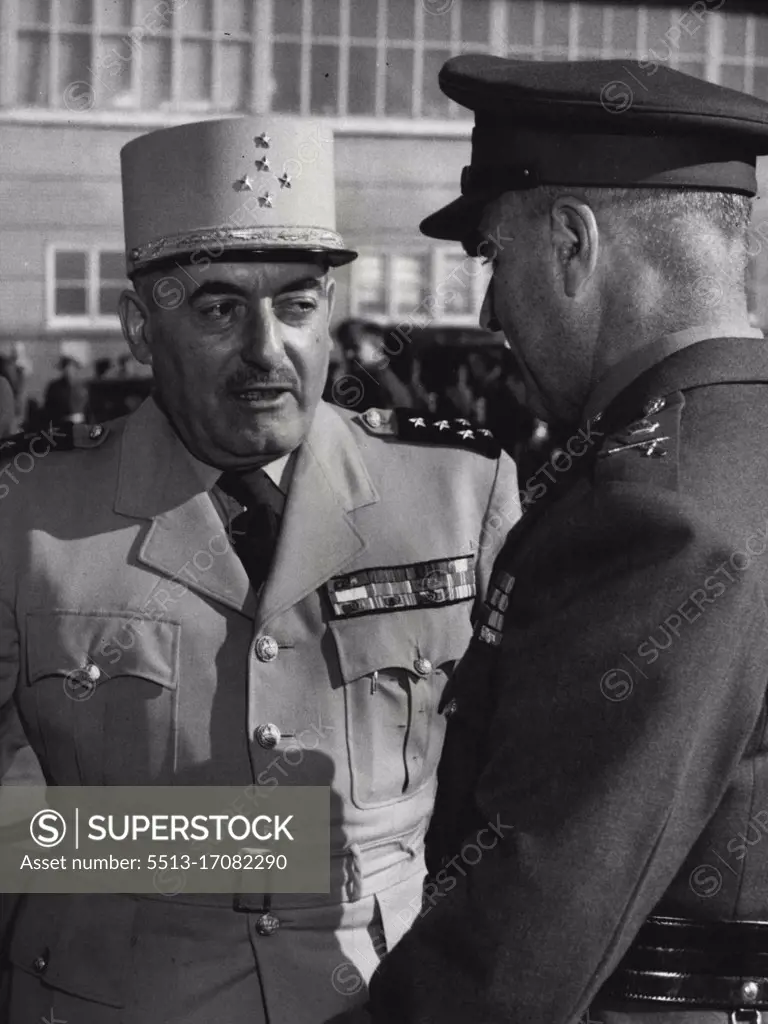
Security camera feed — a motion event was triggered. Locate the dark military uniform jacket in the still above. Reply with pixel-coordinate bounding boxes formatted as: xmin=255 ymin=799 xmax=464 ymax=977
xmin=362 ymin=332 xmax=768 ymax=1024
xmin=0 ymin=397 xmax=518 ymax=1024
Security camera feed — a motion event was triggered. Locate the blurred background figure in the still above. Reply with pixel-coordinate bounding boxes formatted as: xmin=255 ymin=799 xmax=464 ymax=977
xmin=0 ymin=376 xmax=15 ymax=436
xmin=328 ymin=317 xmax=542 ymax=463
xmin=42 ymin=355 xmax=88 ymax=425
xmin=92 ymin=356 xmax=115 ymax=381
xmin=87 ymin=354 xmax=151 ymax=423
xmin=333 ymin=318 xmax=426 ymax=411
xmin=0 ymin=349 xmax=27 ymax=435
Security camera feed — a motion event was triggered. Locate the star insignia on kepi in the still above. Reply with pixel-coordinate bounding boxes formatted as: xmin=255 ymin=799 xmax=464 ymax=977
xmin=409 ymin=417 xmax=426 ymax=427
xmin=277 ymin=171 xmax=292 ymax=189
xmin=458 ymin=429 xmax=475 ymax=439
xmin=455 ymin=418 xmax=470 ymax=426
xmin=435 ymin=420 xmax=450 ymax=431
xmin=254 ymin=155 xmax=270 ymax=172
xmin=234 ymin=174 xmax=253 ymax=192
xmin=258 ymin=191 xmax=274 ymax=208
xmin=254 ymin=132 xmax=271 ymax=148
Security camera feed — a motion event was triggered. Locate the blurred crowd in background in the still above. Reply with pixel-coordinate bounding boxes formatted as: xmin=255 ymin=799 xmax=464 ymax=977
xmin=0 ymin=319 xmax=548 ymax=472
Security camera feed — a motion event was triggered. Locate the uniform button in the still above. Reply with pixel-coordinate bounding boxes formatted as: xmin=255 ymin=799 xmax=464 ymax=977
xmin=364 ymin=408 xmax=382 ymax=429
xmin=255 ymin=636 xmax=279 ymax=663
xmin=413 ymin=657 xmax=432 ymax=677
xmin=32 ymin=951 xmax=48 ymax=973
xmin=255 ymin=723 xmax=281 ymax=749
xmin=742 ymin=981 xmax=759 ymax=1003
xmin=443 ymin=698 xmax=458 ymax=718
xmin=255 ymin=911 xmax=280 ymax=936
xmin=65 ymin=662 xmax=102 ymax=699
xmin=89 ymin=424 xmax=103 ymax=440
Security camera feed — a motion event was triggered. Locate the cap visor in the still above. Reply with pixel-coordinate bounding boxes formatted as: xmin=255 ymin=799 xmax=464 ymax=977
xmin=420 ymin=193 xmax=488 ymax=246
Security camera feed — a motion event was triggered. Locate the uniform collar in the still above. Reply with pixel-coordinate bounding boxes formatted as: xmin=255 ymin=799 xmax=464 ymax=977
xmin=583 ymin=324 xmax=764 ymax=423
xmin=115 ymin=395 xmax=376 ymax=520
xmin=180 ymin=438 xmax=295 ymax=496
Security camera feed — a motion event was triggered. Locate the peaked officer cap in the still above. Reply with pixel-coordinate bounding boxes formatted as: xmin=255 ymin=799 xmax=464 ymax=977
xmin=421 ymin=55 xmax=768 ymax=242
xmin=121 ymin=117 xmax=357 ymax=274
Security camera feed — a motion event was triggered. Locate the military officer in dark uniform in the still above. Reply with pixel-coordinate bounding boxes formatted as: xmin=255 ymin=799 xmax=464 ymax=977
xmin=0 ymin=116 xmax=518 ymax=1023
xmin=336 ymin=57 xmax=768 ymax=1024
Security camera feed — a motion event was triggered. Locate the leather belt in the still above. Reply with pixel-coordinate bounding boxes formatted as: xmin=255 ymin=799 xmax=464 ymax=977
xmin=602 ymin=916 xmax=768 ymax=1010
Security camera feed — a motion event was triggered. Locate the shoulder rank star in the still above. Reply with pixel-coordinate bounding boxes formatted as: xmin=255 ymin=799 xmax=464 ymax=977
xmin=254 ymin=132 xmax=271 ymax=148
xmin=258 ymin=192 xmax=274 ymax=208
xmin=254 ymin=155 xmax=270 ymax=172
xmin=234 ymin=174 xmax=253 ymax=192
xmin=277 ymin=171 xmax=292 ymax=189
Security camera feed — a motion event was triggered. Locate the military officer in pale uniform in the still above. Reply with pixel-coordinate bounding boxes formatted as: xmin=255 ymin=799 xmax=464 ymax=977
xmin=0 ymin=116 xmax=518 ymax=1023
xmin=337 ymin=58 xmax=768 ymax=1024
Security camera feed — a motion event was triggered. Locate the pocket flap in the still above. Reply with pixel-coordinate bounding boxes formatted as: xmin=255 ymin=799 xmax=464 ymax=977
xmin=329 ymin=606 xmax=472 ymax=683
xmin=25 ymin=612 xmax=179 ymax=690
xmin=10 ymin=893 xmax=138 ymax=1007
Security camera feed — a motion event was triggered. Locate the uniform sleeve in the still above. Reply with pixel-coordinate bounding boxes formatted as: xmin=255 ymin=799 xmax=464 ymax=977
xmin=0 ymin=523 xmax=43 ymax=786
xmin=472 ymin=449 xmax=520 ymax=613
xmin=365 ymin=482 xmax=768 ymax=1024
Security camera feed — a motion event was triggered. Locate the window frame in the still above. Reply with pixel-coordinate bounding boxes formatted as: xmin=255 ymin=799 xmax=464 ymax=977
xmin=46 ymin=242 xmax=127 ymax=330
xmin=2 ymin=3 xmax=768 ymax=126
xmin=350 ymin=245 xmax=490 ymax=328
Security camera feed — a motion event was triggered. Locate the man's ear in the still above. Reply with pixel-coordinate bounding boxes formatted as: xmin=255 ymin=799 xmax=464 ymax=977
xmin=550 ymin=196 xmax=599 ymax=298
xmin=325 ymin=276 xmax=337 ymax=324
xmin=118 ymin=288 xmax=153 ymax=366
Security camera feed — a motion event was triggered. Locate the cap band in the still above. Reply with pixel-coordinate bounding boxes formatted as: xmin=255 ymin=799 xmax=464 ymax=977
xmin=127 ymin=225 xmax=355 ymax=274
xmin=464 ymin=127 xmax=758 ymax=197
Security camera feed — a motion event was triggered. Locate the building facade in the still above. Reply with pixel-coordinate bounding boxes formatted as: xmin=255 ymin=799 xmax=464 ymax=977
xmin=2 ymin=0 xmax=768 ymax=397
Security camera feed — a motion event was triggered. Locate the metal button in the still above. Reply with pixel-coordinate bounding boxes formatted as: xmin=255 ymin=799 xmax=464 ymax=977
xmin=742 ymin=981 xmax=760 ymax=1003
xmin=643 ymin=396 xmax=665 ymax=416
xmin=64 ymin=662 xmax=102 ymax=700
xmin=255 ymin=636 xmax=279 ymax=663
xmin=255 ymin=911 xmax=280 ymax=936
xmin=255 ymin=723 xmax=281 ymax=749
xmin=32 ymin=951 xmax=48 ymax=973
xmin=443 ymin=699 xmax=458 ymax=718
xmin=413 ymin=657 xmax=432 ymax=677
xmin=89 ymin=424 xmax=103 ymax=440
xmin=364 ymin=408 xmax=382 ymax=429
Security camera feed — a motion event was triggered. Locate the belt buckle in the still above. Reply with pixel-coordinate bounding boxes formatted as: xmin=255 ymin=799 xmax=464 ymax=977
xmin=731 ymin=1012 xmax=762 ymax=1024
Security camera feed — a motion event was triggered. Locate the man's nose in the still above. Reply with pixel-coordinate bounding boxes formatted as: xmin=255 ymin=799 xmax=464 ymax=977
xmin=241 ymin=304 xmax=284 ymax=367
xmin=479 ymin=282 xmax=501 ymax=333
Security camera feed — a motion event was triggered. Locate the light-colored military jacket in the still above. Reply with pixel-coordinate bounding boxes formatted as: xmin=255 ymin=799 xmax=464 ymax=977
xmin=0 ymin=396 xmax=518 ymax=1022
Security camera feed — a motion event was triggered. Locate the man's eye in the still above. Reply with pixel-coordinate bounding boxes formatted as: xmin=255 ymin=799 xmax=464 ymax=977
xmin=275 ymin=296 xmax=319 ymax=317
xmin=195 ymin=299 xmax=244 ymax=321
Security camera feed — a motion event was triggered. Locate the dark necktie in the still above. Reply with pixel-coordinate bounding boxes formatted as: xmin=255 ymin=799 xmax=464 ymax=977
xmin=217 ymin=468 xmax=286 ymax=593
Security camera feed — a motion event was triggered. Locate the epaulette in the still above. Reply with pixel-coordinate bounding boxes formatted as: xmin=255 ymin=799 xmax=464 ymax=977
xmin=0 ymin=421 xmax=110 ymax=462
xmin=594 ymin=393 xmax=682 ymax=487
xmin=358 ymin=408 xmax=501 ymax=458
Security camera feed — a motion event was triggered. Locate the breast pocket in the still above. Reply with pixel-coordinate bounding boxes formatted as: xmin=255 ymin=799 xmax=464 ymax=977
xmin=330 ymin=607 xmax=471 ymax=809
xmin=21 ymin=612 xmax=180 ymax=785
